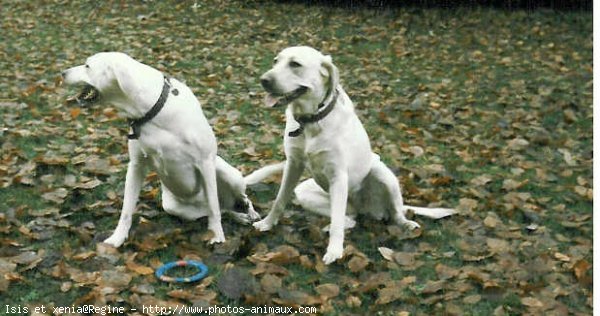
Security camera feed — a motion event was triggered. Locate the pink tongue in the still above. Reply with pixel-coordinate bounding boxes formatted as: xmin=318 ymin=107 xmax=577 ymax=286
xmin=264 ymin=94 xmax=281 ymax=108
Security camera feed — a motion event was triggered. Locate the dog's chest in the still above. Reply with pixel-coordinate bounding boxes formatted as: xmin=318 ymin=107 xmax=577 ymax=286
xmin=302 ymin=140 xmax=336 ymax=190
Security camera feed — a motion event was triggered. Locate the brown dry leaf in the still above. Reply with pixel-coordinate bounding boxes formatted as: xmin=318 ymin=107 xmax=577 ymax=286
xmin=248 ymin=245 xmax=300 ymax=265
xmin=507 ymin=138 xmax=530 ymax=151
xmin=463 ymin=294 xmax=481 ymax=304
xmin=74 ymin=178 xmax=103 ymax=190
xmin=60 ymin=281 xmax=72 ymax=293
xmin=345 ymin=295 xmax=362 ymax=308
xmin=28 ymin=207 xmax=60 ymax=217
xmin=483 ymin=213 xmax=502 ymax=228
xmin=355 ymin=272 xmax=393 ymax=293
xmin=299 ymin=255 xmax=314 ymax=269
xmin=250 ymin=262 xmax=289 ymax=276
xmin=457 ymin=198 xmax=479 ymax=213
xmin=72 ymin=251 xmax=96 ymax=261
xmin=502 ymin=179 xmax=526 ymax=191
xmin=347 ymin=255 xmax=369 ymax=273
xmin=167 ymin=289 xmax=196 ymax=301
xmin=393 ymin=252 xmax=417 ymax=266
xmin=41 ymin=187 xmax=69 ymax=204
xmin=435 ymin=263 xmax=460 ymax=280
xmin=70 ymin=107 xmax=81 ymax=119
xmin=217 ymin=267 xmax=257 ymax=300
xmin=486 ymin=238 xmax=510 ymax=254
xmin=378 ymin=247 xmax=395 ymax=261
xmin=275 ymin=288 xmax=321 ymax=306
xmin=38 ymin=152 xmax=70 ymax=166
xmin=131 ymin=283 xmax=155 ymax=295
xmin=14 ymin=249 xmax=43 ymax=271
xmin=315 ymin=283 xmax=340 ymax=299
xmin=68 ymin=267 xmax=99 ymax=285
xmin=521 ymin=297 xmax=544 ymax=308
xmin=471 ymin=174 xmax=493 ymax=186
xmin=0 ymin=258 xmax=17 ymax=292
xmin=375 ymin=280 xmax=410 ymax=305
xmin=553 ymin=252 xmax=571 ymax=262
xmin=80 ymin=155 xmax=119 ymax=175
xmin=573 ymin=259 xmax=591 ymax=281
xmin=125 ymin=258 xmax=154 ymax=276
xmin=97 ymin=268 xmax=132 ymax=290
xmin=421 ymin=280 xmax=446 ymax=294
xmin=260 ymin=274 xmax=282 ymax=294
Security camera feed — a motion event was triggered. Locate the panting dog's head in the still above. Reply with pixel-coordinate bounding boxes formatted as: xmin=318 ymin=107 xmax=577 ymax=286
xmin=62 ymin=52 xmax=127 ymax=107
xmin=62 ymin=52 xmax=160 ymax=114
xmin=260 ymin=46 xmax=339 ymax=111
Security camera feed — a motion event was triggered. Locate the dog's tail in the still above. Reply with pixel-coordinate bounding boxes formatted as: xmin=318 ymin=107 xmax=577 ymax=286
xmin=244 ymin=162 xmax=285 ymax=185
xmin=403 ymin=205 xmax=456 ymax=219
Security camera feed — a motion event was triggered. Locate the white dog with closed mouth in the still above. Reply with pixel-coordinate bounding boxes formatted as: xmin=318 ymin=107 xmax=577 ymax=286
xmin=62 ymin=52 xmax=260 ymax=247
xmin=252 ymin=46 xmax=456 ymax=264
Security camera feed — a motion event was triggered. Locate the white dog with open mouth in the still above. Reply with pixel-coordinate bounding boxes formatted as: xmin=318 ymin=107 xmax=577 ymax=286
xmin=62 ymin=52 xmax=260 ymax=247
xmin=252 ymin=46 xmax=456 ymax=264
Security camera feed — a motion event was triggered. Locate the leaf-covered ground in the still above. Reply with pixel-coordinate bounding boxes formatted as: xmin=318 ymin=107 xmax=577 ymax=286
xmin=0 ymin=1 xmax=592 ymax=315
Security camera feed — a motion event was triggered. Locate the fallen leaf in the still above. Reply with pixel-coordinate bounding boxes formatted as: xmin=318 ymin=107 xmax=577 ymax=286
xmin=41 ymin=188 xmax=68 ymax=204
xmin=421 ymin=280 xmax=446 ymax=294
xmin=347 ymin=256 xmax=369 ymax=273
xmin=487 ymin=238 xmax=510 ymax=254
xmin=521 ymin=297 xmax=544 ymax=308
xmin=260 ymin=274 xmax=282 ymax=294
xmin=471 ymin=174 xmax=493 ymax=186
xmin=217 ymin=267 xmax=257 ymax=300
xmin=378 ymin=247 xmax=395 ymax=261
xmin=573 ymin=259 xmax=591 ymax=281
xmin=435 ymin=263 xmax=460 ymax=280
xmin=463 ymin=294 xmax=481 ymax=304
xmin=315 ymin=283 xmax=340 ymax=299
xmin=392 ymin=252 xmax=417 ymax=266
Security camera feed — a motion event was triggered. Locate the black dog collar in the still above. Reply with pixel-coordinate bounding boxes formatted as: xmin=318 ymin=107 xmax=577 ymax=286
xmin=288 ymin=89 xmax=338 ymax=137
xmin=127 ymin=76 xmax=177 ymax=140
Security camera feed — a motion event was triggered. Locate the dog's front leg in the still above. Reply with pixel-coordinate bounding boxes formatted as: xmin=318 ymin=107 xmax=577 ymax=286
xmin=104 ymin=144 xmax=146 ymax=247
xmin=323 ymin=172 xmax=349 ymax=264
xmin=198 ymin=158 xmax=225 ymax=244
xmin=253 ymin=158 xmax=304 ymax=231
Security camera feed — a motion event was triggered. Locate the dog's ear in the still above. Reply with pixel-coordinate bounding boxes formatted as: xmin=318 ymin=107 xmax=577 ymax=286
xmin=108 ymin=55 xmax=137 ymax=95
xmin=320 ymin=55 xmax=339 ymax=93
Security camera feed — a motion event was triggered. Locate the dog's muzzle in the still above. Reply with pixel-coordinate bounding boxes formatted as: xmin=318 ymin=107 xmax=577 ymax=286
xmin=263 ymin=86 xmax=308 ymax=108
xmin=66 ymin=84 xmax=100 ymax=107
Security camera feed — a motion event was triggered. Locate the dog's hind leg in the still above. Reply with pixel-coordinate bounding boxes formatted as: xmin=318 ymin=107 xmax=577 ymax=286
xmin=368 ymin=159 xmax=420 ymax=230
xmin=216 ymin=156 xmax=260 ymax=222
xmin=293 ymin=179 xmax=356 ymax=229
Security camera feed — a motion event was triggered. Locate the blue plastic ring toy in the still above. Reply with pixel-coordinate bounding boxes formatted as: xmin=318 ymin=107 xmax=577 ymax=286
xmin=155 ymin=260 xmax=208 ymax=283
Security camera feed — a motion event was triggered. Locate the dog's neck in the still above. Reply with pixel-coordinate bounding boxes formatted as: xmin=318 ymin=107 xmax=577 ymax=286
xmin=287 ymin=87 xmax=339 ymax=137
xmin=113 ymin=64 xmax=166 ymax=119
xmin=289 ymin=85 xmax=337 ymax=118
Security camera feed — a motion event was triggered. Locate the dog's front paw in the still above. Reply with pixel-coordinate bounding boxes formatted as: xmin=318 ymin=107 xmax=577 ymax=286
xmin=253 ymin=218 xmax=275 ymax=231
xmin=323 ymin=245 xmax=344 ymax=265
xmin=208 ymin=233 xmax=226 ymax=244
xmin=207 ymin=222 xmax=225 ymax=244
xmin=405 ymin=220 xmax=421 ymax=230
xmin=103 ymin=233 xmax=126 ymax=248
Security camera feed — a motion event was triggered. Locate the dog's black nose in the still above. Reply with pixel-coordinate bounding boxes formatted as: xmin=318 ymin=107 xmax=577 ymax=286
xmin=61 ymin=71 xmax=67 ymax=78
xmin=260 ymin=77 xmax=273 ymax=91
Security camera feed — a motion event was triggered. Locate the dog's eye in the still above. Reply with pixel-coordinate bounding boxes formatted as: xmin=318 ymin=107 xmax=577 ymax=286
xmin=85 ymin=64 xmax=90 ymax=69
xmin=289 ymin=61 xmax=302 ymax=68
